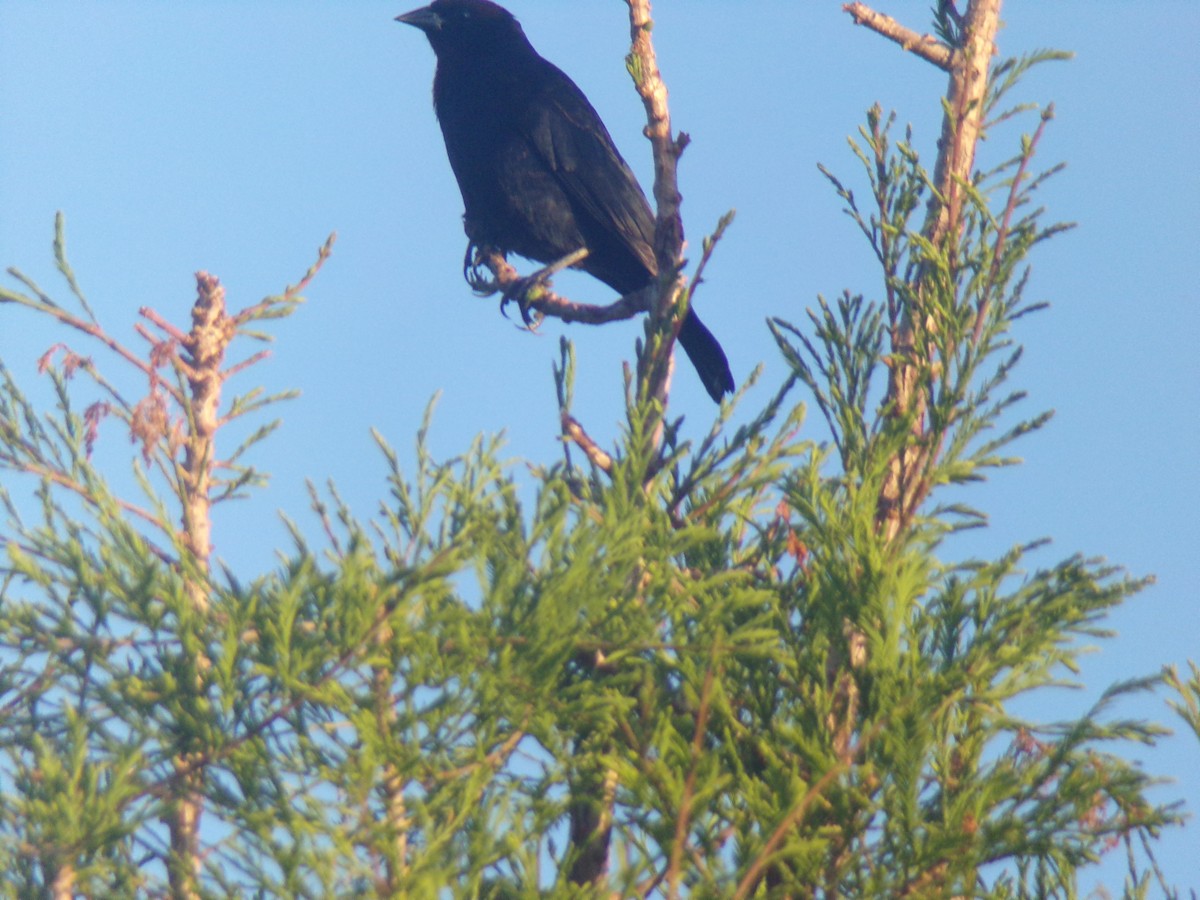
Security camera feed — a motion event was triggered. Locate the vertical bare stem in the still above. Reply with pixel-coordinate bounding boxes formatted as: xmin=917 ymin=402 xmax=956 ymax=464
xmin=373 ymin=620 xmax=410 ymax=893
xmin=49 ymin=860 xmax=75 ymax=900
xmin=626 ymin=0 xmax=686 ymax=419
xmin=166 ymin=270 xmax=235 ymax=900
xmin=382 ymin=764 xmax=410 ymax=890
xmin=877 ymin=0 xmax=1003 ymax=540
xmin=558 ymin=4 xmax=686 ymax=885
xmin=822 ymin=5 xmax=1004 ymax=893
xmin=626 ymin=0 xmax=684 ymax=300
xmin=167 ymin=786 xmax=202 ymax=900
xmin=179 ymin=271 xmax=228 ymax=609
xmin=924 ymin=1 xmax=1002 ymax=251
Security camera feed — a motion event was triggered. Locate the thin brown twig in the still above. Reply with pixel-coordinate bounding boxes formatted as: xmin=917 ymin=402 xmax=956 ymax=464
xmin=283 ymin=231 xmax=338 ymax=299
xmin=221 ymin=349 xmax=272 ymax=381
xmin=843 ymin=2 xmax=955 ymax=71
xmin=429 ymin=718 xmax=529 ymax=783
xmin=732 ymin=719 xmax=888 ymax=900
xmin=975 ymin=103 xmax=1053 ymax=345
xmin=3 ymin=279 xmax=165 ymax=392
xmin=13 ymin=462 xmax=173 ymax=559
xmin=231 ymin=232 xmax=336 ymax=327
xmin=561 ymin=412 xmax=613 ymax=473
xmin=667 ymin=662 xmax=716 ymax=897
xmin=139 ymin=306 xmax=190 ymax=344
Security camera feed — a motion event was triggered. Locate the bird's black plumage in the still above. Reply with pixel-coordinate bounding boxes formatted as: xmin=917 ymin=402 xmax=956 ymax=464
xmin=398 ymin=0 xmax=734 ymax=402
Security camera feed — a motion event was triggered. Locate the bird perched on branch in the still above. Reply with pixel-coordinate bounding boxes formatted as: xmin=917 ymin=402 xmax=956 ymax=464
xmin=397 ymin=0 xmax=734 ymax=402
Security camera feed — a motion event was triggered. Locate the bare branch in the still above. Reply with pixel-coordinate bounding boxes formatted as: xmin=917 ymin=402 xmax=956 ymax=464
xmin=925 ymin=0 xmax=1002 ymax=251
xmin=3 ymin=270 xmax=169 ymax=396
xmin=625 ymin=0 xmax=686 ymax=428
xmin=843 ymin=3 xmax=955 ymax=71
xmin=867 ymin=0 xmax=1004 ymax=540
xmin=626 ymin=0 xmax=686 ymax=288
xmin=473 ymin=247 xmax=653 ymax=326
xmin=177 ymin=271 xmax=230 ymax=602
xmin=139 ymin=306 xmax=190 ymax=344
xmin=231 ymin=231 xmax=336 ymax=328
xmin=49 ymin=860 xmax=75 ymax=900
xmin=561 ymin=412 xmax=613 ymax=473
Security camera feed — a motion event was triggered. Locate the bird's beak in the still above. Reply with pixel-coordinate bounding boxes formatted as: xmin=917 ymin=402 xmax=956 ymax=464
xmin=395 ymin=6 xmax=442 ymax=33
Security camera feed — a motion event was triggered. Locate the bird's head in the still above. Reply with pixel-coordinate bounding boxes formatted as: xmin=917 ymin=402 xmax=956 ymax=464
xmin=396 ymin=0 xmax=526 ymax=59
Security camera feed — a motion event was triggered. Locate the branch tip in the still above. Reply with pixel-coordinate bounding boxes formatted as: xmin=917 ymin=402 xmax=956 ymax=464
xmin=843 ymin=2 xmax=955 ymax=71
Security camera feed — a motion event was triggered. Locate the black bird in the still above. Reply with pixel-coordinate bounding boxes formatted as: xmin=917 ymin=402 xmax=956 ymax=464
xmin=397 ymin=0 xmax=734 ymax=402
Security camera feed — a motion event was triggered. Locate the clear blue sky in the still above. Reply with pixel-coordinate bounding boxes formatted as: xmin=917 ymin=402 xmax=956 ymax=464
xmin=2 ymin=2 xmax=1196 ymax=893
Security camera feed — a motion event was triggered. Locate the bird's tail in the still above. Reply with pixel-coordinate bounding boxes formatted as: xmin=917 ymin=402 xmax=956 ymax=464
xmin=677 ymin=308 xmax=734 ymax=403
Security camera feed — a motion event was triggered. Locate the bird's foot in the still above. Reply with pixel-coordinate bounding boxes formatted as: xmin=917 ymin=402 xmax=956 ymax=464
xmin=498 ymin=248 xmax=589 ymax=328
xmin=499 ymin=274 xmax=549 ymax=328
xmin=464 ymin=244 xmax=542 ymax=325
xmin=464 ymin=243 xmax=500 ymax=294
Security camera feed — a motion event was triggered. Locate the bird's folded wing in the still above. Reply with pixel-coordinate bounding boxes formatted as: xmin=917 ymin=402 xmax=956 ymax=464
xmin=523 ymin=65 xmax=658 ymax=276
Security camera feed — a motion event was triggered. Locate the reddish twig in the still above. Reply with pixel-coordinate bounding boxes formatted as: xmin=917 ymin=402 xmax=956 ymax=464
xmin=667 ymin=662 xmax=716 ymax=897
xmin=975 ymin=103 xmax=1054 ymax=344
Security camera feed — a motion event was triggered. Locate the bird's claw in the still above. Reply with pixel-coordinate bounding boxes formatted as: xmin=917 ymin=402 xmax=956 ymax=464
xmin=464 ymin=244 xmax=498 ymax=294
xmin=462 ymin=243 xmax=543 ymax=328
xmin=499 ymin=275 xmax=547 ymax=328
xmin=498 ymin=247 xmax=589 ymax=327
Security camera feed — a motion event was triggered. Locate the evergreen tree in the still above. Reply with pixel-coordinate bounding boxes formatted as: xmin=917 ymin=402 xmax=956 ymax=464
xmin=0 ymin=2 xmax=1186 ymax=897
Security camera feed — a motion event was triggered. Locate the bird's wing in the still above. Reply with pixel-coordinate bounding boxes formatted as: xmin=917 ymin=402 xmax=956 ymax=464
xmin=523 ymin=61 xmax=658 ymax=276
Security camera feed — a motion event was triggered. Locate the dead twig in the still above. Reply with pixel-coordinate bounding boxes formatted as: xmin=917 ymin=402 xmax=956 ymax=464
xmin=843 ymin=2 xmax=955 ymax=71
